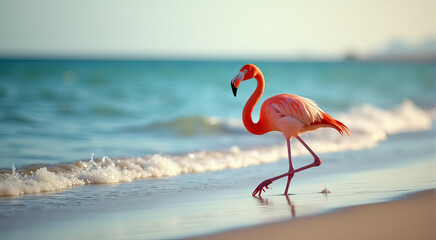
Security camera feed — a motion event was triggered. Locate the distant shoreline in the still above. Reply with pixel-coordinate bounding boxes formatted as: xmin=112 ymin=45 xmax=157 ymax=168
xmin=0 ymin=55 xmax=434 ymax=63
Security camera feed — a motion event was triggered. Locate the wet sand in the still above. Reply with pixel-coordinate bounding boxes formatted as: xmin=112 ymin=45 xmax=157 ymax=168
xmin=192 ymin=190 xmax=436 ymax=240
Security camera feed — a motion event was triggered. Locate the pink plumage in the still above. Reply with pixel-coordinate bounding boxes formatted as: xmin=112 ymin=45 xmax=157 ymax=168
xmin=230 ymin=64 xmax=350 ymax=197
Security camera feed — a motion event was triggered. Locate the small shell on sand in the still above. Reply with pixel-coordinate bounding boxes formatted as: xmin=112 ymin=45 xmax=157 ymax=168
xmin=320 ymin=186 xmax=331 ymax=194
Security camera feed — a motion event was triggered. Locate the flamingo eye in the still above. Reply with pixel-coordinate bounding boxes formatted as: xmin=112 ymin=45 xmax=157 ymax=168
xmin=243 ymin=70 xmax=247 ymax=73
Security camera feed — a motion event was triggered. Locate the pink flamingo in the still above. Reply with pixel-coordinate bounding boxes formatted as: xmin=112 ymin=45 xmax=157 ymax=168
xmin=231 ymin=64 xmax=350 ymax=197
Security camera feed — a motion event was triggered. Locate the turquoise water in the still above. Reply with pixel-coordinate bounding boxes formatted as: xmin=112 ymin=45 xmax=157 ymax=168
xmin=0 ymin=60 xmax=434 ymax=168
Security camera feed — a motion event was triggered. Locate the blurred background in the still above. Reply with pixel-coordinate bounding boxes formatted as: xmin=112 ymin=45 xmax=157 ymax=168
xmin=0 ymin=3 xmax=435 ymax=240
xmin=0 ymin=0 xmax=435 ymax=168
xmin=0 ymin=0 xmax=435 ymax=60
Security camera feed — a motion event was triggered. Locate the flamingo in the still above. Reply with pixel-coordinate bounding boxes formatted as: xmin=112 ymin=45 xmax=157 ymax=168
xmin=230 ymin=64 xmax=350 ymax=197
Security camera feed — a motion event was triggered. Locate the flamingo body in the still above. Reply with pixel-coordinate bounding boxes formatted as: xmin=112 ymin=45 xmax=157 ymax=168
xmin=230 ymin=64 xmax=350 ymax=197
xmin=260 ymin=94 xmax=349 ymax=139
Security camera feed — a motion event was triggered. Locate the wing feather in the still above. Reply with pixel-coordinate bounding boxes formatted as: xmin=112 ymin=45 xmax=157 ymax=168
xmin=260 ymin=94 xmax=350 ymax=137
xmin=265 ymin=94 xmax=323 ymax=126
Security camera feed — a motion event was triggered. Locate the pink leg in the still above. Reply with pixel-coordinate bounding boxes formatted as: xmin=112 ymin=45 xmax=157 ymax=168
xmin=284 ymin=139 xmax=294 ymax=195
xmin=295 ymin=136 xmax=320 ymax=161
xmin=252 ymin=136 xmax=322 ymax=197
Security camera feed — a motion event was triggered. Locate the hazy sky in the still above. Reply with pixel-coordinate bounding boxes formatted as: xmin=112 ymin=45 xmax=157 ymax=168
xmin=0 ymin=0 xmax=435 ymax=59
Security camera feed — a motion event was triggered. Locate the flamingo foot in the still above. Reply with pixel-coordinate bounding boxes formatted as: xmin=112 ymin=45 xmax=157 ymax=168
xmin=252 ymin=179 xmax=273 ymax=197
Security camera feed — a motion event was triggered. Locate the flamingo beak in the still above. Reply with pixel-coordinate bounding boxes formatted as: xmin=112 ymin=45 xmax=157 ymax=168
xmin=231 ymin=72 xmax=244 ymax=97
xmin=231 ymin=81 xmax=238 ymax=97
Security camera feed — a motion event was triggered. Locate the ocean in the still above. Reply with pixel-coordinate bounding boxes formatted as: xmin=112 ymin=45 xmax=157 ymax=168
xmin=0 ymin=60 xmax=434 ymax=239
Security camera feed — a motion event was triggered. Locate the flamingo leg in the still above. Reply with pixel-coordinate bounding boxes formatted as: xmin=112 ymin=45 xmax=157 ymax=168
xmin=284 ymin=139 xmax=294 ymax=195
xmin=295 ymin=136 xmax=320 ymax=162
xmin=252 ymin=136 xmax=322 ymax=197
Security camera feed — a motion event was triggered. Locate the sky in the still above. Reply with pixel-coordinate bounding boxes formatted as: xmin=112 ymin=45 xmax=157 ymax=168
xmin=0 ymin=0 xmax=435 ymax=60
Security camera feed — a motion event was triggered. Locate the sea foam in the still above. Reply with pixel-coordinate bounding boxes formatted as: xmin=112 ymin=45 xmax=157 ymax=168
xmin=0 ymin=100 xmax=432 ymax=196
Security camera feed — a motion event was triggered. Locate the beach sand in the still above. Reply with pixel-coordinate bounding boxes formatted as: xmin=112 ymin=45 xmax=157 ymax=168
xmin=192 ymin=190 xmax=436 ymax=240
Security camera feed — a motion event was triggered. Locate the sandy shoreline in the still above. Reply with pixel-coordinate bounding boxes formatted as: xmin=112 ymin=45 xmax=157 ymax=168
xmin=191 ymin=190 xmax=436 ymax=240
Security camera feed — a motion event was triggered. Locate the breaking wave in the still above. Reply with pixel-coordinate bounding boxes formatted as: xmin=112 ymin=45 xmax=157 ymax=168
xmin=123 ymin=115 xmax=244 ymax=136
xmin=0 ymin=100 xmax=432 ymax=196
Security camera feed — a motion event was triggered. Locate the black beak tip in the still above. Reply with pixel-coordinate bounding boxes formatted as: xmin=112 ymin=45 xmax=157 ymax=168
xmin=231 ymin=83 xmax=237 ymax=97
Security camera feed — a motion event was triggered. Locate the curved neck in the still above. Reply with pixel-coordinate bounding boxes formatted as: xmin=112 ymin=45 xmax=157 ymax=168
xmin=242 ymin=71 xmax=267 ymax=135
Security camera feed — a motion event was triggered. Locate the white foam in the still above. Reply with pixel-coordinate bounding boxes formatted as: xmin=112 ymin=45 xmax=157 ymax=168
xmin=338 ymin=99 xmax=432 ymax=138
xmin=0 ymin=100 xmax=432 ymax=197
xmin=0 ymin=167 xmax=85 ymax=196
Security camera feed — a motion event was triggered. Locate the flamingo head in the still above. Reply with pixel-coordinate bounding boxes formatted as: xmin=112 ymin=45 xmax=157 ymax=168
xmin=230 ymin=64 xmax=258 ymax=97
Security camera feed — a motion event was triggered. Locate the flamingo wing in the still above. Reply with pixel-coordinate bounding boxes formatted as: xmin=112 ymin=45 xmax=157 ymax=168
xmin=261 ymin=94 xmax=350 ymax=138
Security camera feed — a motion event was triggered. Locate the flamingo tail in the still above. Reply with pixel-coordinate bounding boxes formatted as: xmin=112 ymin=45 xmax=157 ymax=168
xmin=321 ymin=112 xmax=351 ymax=136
